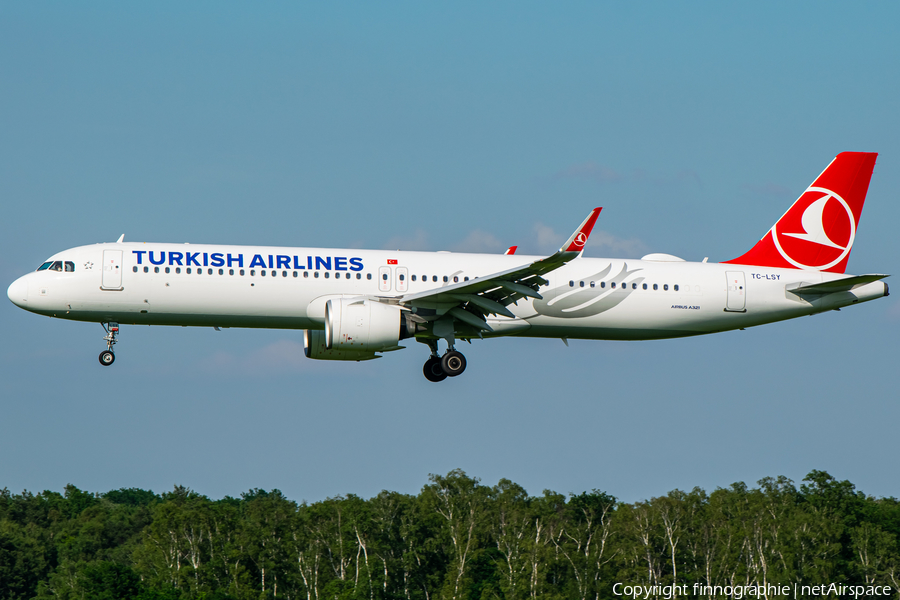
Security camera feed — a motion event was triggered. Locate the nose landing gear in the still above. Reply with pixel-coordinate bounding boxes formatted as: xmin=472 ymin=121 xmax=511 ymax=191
xmin=99 ymin=322 xmax=119 ymax=366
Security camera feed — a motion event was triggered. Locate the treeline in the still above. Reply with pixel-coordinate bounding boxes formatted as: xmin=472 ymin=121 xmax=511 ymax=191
xmin=1 ymin=470 xmax=898 ymax=600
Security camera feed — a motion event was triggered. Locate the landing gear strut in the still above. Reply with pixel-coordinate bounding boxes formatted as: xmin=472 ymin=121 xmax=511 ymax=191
xmin=420 ymin=339 xmax=467 ymax=382
xmin=99 ymin=322 xmax=119 ymax=366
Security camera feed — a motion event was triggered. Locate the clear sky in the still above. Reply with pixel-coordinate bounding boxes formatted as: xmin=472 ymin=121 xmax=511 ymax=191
xmin=2 ymin=2 xmax=898 ymax=504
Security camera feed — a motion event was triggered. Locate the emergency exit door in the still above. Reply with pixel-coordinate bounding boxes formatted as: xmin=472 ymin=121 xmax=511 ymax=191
xmin=378 ymin=266 xmax=392 ymax=292
xmin=395 ymin=267 xmax=409 ymax=293
xmin=101 ymin=250 xmax=123 ymax=290
xmin=725 ymin=271 xmax=746 ymax=312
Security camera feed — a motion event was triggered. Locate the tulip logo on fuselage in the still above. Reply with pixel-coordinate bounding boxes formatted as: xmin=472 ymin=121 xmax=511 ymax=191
xmin=772 ymin=187 xmax=855 ymax=270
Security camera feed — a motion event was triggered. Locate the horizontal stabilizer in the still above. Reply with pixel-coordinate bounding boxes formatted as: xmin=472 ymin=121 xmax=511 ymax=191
xmin=788 ymin=274 xmax=889 ymax=295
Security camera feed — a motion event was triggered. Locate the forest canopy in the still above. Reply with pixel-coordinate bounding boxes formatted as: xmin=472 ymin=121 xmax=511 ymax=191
xmin=1 ymin=470 xmax=898 ymax=599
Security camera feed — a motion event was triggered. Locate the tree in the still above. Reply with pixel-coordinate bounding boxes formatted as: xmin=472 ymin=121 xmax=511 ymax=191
xmin=421 ymin=470 xmax=487 ymax=600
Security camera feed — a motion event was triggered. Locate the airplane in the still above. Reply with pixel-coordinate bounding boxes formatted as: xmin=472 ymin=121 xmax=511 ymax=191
xmin=7 ymin=152 xmax=888 ymax=382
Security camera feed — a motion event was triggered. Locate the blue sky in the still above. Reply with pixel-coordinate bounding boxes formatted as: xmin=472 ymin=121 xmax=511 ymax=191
xmin=2 ymin=3 xmax=899 ymax=503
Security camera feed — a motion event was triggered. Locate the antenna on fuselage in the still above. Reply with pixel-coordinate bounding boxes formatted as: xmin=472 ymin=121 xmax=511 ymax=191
xmin=116 ymin=234 xmax=125 ymax=243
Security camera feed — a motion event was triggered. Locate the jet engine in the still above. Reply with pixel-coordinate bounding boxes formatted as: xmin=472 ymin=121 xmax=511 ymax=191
xmin=304 ymin=298 xmax=414 ymax=361
xmin=304 ymin=330 xmax=379 ymax=361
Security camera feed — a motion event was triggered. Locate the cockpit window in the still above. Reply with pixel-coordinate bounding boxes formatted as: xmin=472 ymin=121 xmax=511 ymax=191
xmin=64 ymin=261 xmax=75 ymax=272
xmin=48 ymin=261 xmax=63 ymax=272
xmin=37 ymin=262 xmax=52 ymax=271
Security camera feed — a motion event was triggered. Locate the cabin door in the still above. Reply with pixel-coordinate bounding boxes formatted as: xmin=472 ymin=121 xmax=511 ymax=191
xmin=725 ymin=271 xmax=746 ymax=312
xmin=101 ymin=250 xmax=123 ymax=290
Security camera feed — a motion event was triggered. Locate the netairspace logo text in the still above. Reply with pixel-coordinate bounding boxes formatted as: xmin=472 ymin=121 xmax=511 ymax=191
xmin=612 ymin=582 xmax=894 ymax=599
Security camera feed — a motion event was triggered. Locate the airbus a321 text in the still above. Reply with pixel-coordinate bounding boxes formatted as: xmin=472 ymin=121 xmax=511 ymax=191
xmin=7 ymin=152 xmax=888 ymax=381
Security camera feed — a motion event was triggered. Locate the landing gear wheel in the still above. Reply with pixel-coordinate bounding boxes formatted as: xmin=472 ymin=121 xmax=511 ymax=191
xmin=423 ymin=357 xmax=447 ymax=382
xmin=99 ymin=350 xmax=115 ymax=366
xmin=441 ymin=350 xmax=466 ymax=377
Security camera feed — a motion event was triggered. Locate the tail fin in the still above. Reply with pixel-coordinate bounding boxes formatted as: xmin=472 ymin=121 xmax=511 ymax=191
xmin=725 ymin=152 xmax=877 ymax=273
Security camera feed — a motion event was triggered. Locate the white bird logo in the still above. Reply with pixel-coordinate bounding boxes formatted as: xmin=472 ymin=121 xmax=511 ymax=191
xmin=781 ymin=193 xmax=847 ymax=250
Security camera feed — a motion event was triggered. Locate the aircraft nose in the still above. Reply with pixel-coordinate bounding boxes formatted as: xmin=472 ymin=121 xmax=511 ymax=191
xmin=7 ymin=276 xmax=28 ymax=307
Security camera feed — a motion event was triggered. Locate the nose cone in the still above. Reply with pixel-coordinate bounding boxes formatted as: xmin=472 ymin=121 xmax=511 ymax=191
xmin=7 ymin=276 xmax=28 ymax=307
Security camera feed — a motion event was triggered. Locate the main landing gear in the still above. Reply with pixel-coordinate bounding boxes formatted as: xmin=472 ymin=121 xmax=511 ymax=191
xmin=99 ymin=322 xmax=119 ymax=366
xmin=422 ymin=340 xmax=467 ymax=382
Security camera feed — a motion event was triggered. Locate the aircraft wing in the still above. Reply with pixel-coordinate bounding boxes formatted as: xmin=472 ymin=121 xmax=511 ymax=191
xmin=397 ymin=208 xmax=601 ymax=333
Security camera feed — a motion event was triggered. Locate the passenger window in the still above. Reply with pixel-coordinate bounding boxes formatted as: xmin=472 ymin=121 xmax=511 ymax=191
xmin=314 ymin=272 xmax=319 ymax=278
xmin=590 ymin=281 xmax=595 ymax=288
xmin=454 ymin=276 xmax=459 ymax=283
xmin=187 ymin=268 xmax=192 ymax=274
xmin=64 ymin=261 xmax=75 ymax=272
xmin=653 ymin=284 xmax=658 ymax=290
xmin=37 ymin=262 xmax=52 ymax=271
xmin=292 ymin=271 xmax=297 ymax=277
xmin=611 ymin=282 xmax=616 ymax=289
xmin=412 ymin=275 xmax=417 ymax=282
xmin=239 ymin=269 xmax=244 ymax=275
xmin=569 ymin=281 xmax=574 ymax=287
xmin=664 ymin=284 xmax=669 ymax=291
xmin=464 ymin=276 xmax=469 ymax=281
xmin=250 ymin=270 xmax=255 ymax=276
xmin=176 ymin=268 xmax=181 ymax=274
xmin=261 ymin=270 xmax=266 ymax=277
xmin=230 ymin=269 xmax=235 ymax=275
xmin=219 ymin=268 xmax=224 ymax=275
xmin=271 ymin=271 xmax=276 ymax=277
xmin=433 ymin=276 xmax=438 ymax=282
xmin=208 ymin=268 xmax=213 ymax=275
xmin=165 ymin=267 xmax=170 ymax=274
xmin=674 ymin=284 xmax=679 ymax=291
xmin=303 ymin=272 xmax=308 ymax=278
xmin=356 ymin=273 xmax=361 ymax=279
xmin=580 ymin=281 xmax=585 ymax=288
xmin=367 ymin=273 xmax=372 ymax=280
xmin=382 ymin=273 xmax=388 ymax=280
xmin=601 ymin=281 xmax=606 ymax=288
xmin=144 ymin=266 xmax=149 ymax=273
xmin=154 ymin=267 xmax=160 ymax=273
xmin=643 ymin=283 xmax=647 ymax=290
xmin=282 ymin=271 xmax=287 ymax=277
xmin=324 ymin=272 xmax=330 ymax=279
xmin=399 ymin=274 xmax=405 ymax=281
xmin=346 ymin=273 xmax=351 ymax=279
xmin=632 ymin=283 xmax=637 ymax=289
xmin=443 ymin=276 xmax=448 ymax=282
xmin=133 ymin=266 xmax=138 ymax=273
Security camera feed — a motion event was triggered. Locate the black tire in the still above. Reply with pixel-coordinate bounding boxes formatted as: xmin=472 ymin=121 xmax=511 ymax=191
xmin=441 ymin=350 xmax=466 ymax=377
xmin=99 ymin=350 xmax=115 ymax=366
xmin=423 ymin=357 xmax=447 ymax=382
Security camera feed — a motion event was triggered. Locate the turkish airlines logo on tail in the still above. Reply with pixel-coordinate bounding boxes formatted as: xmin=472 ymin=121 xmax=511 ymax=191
xmin=573 ymin=232 xmax=588 ymax=248
xmin=772 ymin=187 xmax=855 ymax=270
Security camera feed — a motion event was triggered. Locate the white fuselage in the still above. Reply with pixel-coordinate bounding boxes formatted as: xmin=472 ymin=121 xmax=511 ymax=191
xmin=7 ymin=242 xmax=887 ymax=341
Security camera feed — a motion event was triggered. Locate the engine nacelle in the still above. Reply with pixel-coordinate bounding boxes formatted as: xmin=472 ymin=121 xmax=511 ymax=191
xmin=325 ymin=297 xmax=411 ymax=351
xmin=304 ymin=330 xmax=379 ymax=361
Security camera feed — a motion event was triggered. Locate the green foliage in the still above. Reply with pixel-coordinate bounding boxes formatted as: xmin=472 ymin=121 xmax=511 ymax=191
xmin=2 ymin=471 xmax=898 ymax=600
xmin=103 ymin=488 xmax=161 ymax=507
